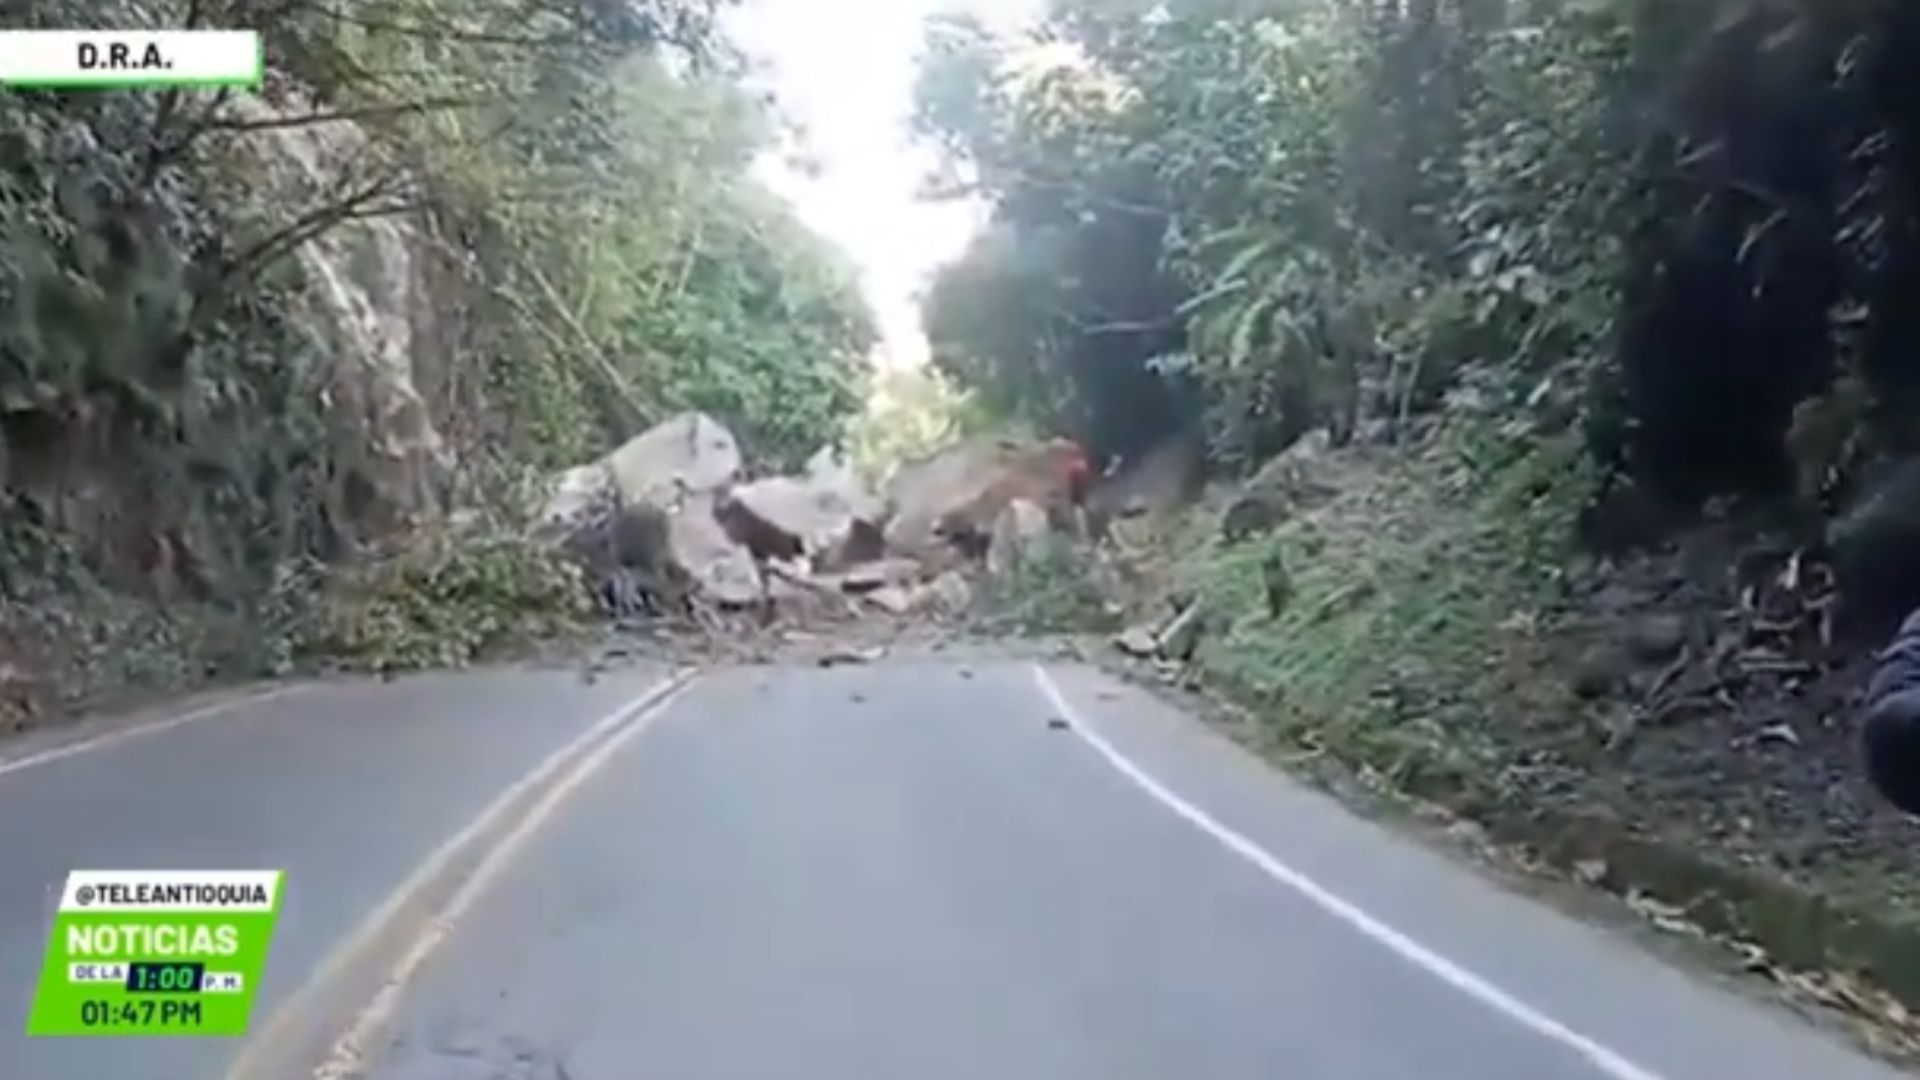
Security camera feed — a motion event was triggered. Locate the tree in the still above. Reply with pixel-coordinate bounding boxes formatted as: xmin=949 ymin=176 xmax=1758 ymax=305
xmin=1 ymin=0 xmax=873 ymax=615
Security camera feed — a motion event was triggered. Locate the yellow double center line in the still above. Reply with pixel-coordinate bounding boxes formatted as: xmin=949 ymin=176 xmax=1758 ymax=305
xmin=223 ymin=670 xmax=700 ymax=1080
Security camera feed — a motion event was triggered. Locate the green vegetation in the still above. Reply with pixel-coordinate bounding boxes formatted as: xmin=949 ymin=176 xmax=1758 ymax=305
xmin=914 ymin=0 xmax=1632 ymax=468
xmin=914 ymin=0 xmax=1920 ymax=496
xmin=918 ymin=0 xmax=1920 ymax=1027
xmin=0 ymin=0 xmax=876 ymax=698
xmin=912 ymin=0 xmax=1920 ymax=803
xmin=975 ymin=540 xmax=1119 ymax=636
xmin=268 ymin=537 xmax=593 ymax=676
xmin=1187 ymin=423 xmax=1593 ymax=787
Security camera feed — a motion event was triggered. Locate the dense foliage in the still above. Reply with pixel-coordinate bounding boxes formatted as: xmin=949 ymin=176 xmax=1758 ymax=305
xmin=913 ymin=0 xmax=1920 ymax=504
xmin=0 ymin=0 xmax=874 ymax=691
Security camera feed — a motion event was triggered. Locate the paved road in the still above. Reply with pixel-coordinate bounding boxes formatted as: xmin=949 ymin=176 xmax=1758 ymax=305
xmin=0 ymin=658 xmax=1910 ymax=1080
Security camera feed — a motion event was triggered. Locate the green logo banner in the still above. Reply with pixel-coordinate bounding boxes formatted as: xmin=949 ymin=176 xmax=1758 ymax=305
xmin=25 ymin=871 xmax=284 ymax=1037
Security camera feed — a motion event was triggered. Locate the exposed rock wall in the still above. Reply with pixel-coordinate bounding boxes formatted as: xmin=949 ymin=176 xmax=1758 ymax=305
xmin=219 ymin=94 xmax=453 ymax=544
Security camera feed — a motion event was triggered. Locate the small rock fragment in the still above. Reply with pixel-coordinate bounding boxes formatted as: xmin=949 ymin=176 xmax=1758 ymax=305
xmin=1114 ymin=625 xmax=1160 ymax=659
xmin=1220 ymin=496 xmax=1281 ymax=543
xmin=1572 ymin=647 xmax=1621 ymax=700
xmin=864 ymin=586 xmax=914 ymax=616
xmin=925 ymin=571 xmax=974 ymax=615
xmin=818 ymin=645 xmax=887 ymax=668
xmin=1624 ymin=613 xmax=1687 ymax=665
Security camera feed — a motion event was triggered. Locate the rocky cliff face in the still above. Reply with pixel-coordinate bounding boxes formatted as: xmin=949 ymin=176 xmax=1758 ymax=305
xmin=0 ymin=86 xmax=474 ymax=710
xmin=219 ymin=93 xmax=452 ymax=544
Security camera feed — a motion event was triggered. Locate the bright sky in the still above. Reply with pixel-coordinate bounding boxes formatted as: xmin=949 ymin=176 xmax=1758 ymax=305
xmin=726 ymin=0 xmax=1041 ymax=371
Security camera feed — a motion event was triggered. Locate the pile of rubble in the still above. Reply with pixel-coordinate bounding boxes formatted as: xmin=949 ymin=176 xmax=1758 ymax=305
xmin=530 ymin=412 xmax=1091 ymax=626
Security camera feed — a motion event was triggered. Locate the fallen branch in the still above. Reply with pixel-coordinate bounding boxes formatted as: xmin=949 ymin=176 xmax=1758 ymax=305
xmin=1647 ymin=692 xmax=1729 ymax=727
xmin=1643 ymin=648 xmax=1692 ymax=703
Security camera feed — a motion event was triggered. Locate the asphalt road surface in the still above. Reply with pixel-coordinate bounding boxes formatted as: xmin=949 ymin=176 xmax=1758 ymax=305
xmin=0 ymin=657 xmax=1911 ymax=1080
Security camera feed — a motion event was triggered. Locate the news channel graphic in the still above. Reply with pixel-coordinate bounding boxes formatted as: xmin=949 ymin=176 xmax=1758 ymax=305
xmin=0 ymin=30 xmax=262 ymax=90
xmin=26 ymin=871 xmax=284 ymax=1037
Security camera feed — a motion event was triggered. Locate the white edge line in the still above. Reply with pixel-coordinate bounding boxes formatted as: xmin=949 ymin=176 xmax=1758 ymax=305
xmin=1031 ymin=663 xmax=1668 ymax=1080
xmin=0 ymin=684 xmax=310 ymax=779
xmin=310 ymin=674 xmax=696 ymax=1079
xmin=224 ymin=670 xmax=695 ymax=1080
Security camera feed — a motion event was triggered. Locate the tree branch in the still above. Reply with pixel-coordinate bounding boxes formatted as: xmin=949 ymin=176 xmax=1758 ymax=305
xmin=218 ymin=176 xmax=405 ymax=286
xmin=1003 ymin=168 xmax=1170 ymax=218
xmin=145 ymin=87 xmax=233 ymax=174
xmin=140 ymin=0 xmax=205 ymax=185
xmin=517 ymin=263 xmax=654 ymax=425
xmin=203 ymin=96 xmax=497 ymax=134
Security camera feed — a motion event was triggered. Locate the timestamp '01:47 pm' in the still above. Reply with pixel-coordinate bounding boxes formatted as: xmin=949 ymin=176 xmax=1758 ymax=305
xmin=79 ymin=997 xmax=204 ymax=1030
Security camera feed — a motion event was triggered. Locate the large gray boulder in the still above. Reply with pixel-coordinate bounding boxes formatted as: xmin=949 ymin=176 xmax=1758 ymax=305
xmin=533 ymin=413 xmax=758 ymax=609
xmin=726 ymin=476 xmax=860 ymax=560
xmin=605 ymin=412 xmax=742 ymax=508
xmin=669 ymin=492 xmax=763 ymax=607
xmin=718 ymin=446 xmax=886 ymax=569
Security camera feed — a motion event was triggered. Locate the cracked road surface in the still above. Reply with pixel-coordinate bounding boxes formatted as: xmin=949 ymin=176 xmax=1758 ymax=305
xmin=0 ymin=659 xmax=1909 ymax=1080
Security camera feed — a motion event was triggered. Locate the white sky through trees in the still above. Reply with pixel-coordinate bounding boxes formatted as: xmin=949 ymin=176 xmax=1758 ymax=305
xmin=728 ymin=0 xmax=1041 ymax=372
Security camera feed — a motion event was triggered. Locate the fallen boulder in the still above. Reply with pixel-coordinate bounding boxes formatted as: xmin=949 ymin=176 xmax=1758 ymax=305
xmin=535 ymin=413 xmax=756 ymax=610
xmin=534 ymin=412 xmax=740 ymax=540
xmin=884 ymin=439 xmax=1020 ymax=556
xmin=806 ymin=445 xmax=886 ymax=526
xmin=717 ymin=446 xmax=887 ymax=570
xmin=920 ymin=570 xmax=975 ymax=616
xmin=607 ymin=411 xmax=742 ymax=507
xmin=669 ymin=492 xmax=762 ymax=608
xmin=820 ymin=557 xmax=924 ymax=595
xmin=987 ymin=498 xmax=1052 ymax=577
xmin=886 ymin=437 xmax=1089 ymax=559
xmin=807 ymin=447 xmax=889 ymax=569
xmin=725 ymin=476 xmax=860 ymax=562
xmin=864 ymin=585 xmax=915 ymax=615
xmin=533 ymin=462 xmax=617 ymax=546
xmin=820 ymin=519 xmax=888 ymax=571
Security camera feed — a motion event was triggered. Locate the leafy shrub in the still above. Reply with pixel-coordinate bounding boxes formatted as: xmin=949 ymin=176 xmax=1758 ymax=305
xmin=1189 ymin=420 xmax=1593 ymax=761
xmin=975 ymin=539 xmax=1120 ymax=636
xmin=273 ymin=535 xmax=591 ymax=675
xmin=0 ymin=0 xmax=880 ymax=704
xmin=915 ymin=0 xmax=1637 ymax=466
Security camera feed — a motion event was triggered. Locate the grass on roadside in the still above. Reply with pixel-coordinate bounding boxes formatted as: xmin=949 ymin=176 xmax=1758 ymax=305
xmin=1184 ymin=421 xmax=1596 ymax=801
